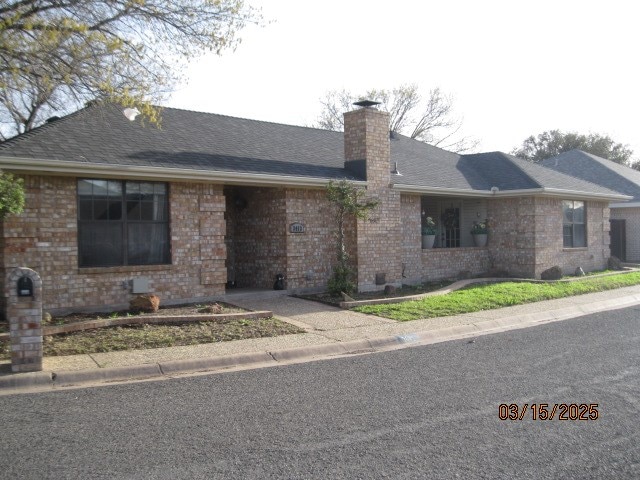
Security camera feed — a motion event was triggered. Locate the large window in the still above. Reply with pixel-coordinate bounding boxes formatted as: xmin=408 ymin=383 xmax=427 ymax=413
xmin=78 ymin=179 xmax=170 ymax=267
xmin=563 ymin=200 xmax=586 ymax=248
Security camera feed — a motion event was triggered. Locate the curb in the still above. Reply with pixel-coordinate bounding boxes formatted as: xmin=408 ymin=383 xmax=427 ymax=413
xmin=159 ymin=352 xmax=274 ymax=375
xmin=53 ymin=364 xmax=163 ymax=386
xmin=0 ymin=371 xmax=53 ymax=390
xmin=0 ymin=335 xmax=423 ymax=394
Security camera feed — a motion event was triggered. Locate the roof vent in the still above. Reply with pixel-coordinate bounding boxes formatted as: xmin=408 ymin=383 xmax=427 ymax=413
xmin=353 ymin=100 xmax=381 ymax=108
xmin=46 ymin=116 xmax=60 ymax=124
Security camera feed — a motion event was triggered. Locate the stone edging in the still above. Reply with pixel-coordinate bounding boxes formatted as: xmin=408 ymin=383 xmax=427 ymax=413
xmin=0 ymin=311 xmax=273 ymax=340
xmin=339 ymin=268 xmax=640 ymax=309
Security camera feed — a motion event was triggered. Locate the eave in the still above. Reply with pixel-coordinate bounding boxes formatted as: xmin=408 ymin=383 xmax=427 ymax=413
xmin=610 ymin=201 xmax=640 ymax=208
xmin=0 ymin=156 xmax=365 ymax=189
xmin=391 ymin=183 xmax=631 ymax=202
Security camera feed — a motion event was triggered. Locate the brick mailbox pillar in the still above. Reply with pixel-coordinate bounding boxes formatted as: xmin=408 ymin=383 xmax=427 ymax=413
xmin=6 ymin=268 xmax=43 ymax=373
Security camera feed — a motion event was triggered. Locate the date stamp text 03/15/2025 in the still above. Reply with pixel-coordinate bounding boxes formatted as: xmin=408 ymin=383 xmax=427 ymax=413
xmin=498 ymin=404 xmax=599 ymax=421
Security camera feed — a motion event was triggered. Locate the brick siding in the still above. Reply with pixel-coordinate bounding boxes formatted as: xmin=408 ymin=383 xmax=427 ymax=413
xmin=225 ymin=187 xmax=286 ymax=289
xmin=400 ymin=194 xmax=609 ymax=283
xmin=487 ymin=197 xmax=609 ymax=277
xmin=345 ymin=107 xmax=402 ymax=290
xmin=1 ymin=175 xmax=227 ymax=314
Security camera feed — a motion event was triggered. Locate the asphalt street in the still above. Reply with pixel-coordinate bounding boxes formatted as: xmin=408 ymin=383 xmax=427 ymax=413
xmin=2 ymin=306 xmax=639 ymax=479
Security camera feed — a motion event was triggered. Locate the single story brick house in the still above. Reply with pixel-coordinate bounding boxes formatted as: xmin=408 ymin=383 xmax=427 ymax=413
xmin=0 ymin=102 xmax=629 ymax=314
xmin=541 ymin=149 xmax=640 ymax=262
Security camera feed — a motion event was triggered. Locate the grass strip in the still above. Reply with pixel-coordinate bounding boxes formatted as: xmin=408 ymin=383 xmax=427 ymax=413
xmin=354 ymin=271 xmax=640 ymax=321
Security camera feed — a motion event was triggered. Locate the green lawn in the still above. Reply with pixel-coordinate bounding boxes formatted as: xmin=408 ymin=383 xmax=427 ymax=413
xmin=354 ymin=271 xmax=640 ymax=321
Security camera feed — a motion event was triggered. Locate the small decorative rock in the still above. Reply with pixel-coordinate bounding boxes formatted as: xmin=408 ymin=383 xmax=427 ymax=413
xmin=608 ymin=256 xmax=623 ymax=271
xmin=383 ymin=285 xmax=397 ymax=295
xmin=129 ymin=294 xmax=160 ymax=313
xmin=42 ymin=311 xmax=53 ymax=324
xmin=575 ymin=267 xmax=586 ymax=276
xmin=198 ymin=303 xmax=223 ymax=314
xmin=541 ymin=265 xmax=563 ymax=281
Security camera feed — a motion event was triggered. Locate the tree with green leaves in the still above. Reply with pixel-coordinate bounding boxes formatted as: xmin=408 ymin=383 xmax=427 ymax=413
xmin=314 ymin=84 xmax=478 ymax=153
xmin=512 ymin=130 xmax=635 ymax=166
xmin=0 ymin=0 xmax=261 ymax=139
xmin=326 ymin=180 xmax=379 ymax=295
xmin=0 ymin=171 xmax=24 ymax=219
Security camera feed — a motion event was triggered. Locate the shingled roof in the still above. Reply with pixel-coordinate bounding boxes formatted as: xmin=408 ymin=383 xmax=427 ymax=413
xmin=541 ymin=149 xmax=640 ymax=204
xmin=0 ymin=102 xmax=628 ymax=200
xmin=0 ymin=102 xmax=354 ymax=183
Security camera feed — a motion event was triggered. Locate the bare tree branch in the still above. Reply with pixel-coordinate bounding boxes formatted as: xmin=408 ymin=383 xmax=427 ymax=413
xmin=313 ymin=84 xmax=478 ymax=154
xmin=0 ymin=0 xmax=263 ymax=138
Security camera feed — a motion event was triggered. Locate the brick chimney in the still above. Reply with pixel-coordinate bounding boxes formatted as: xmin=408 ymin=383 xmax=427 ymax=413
xmin=343 ymin=102 xmax=401 ymax=291
xmin=343 ymin=103 xmax=391 ymax=187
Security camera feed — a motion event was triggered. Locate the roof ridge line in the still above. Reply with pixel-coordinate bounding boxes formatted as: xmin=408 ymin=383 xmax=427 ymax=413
xmin=159 ymin=104 xmax=345 ymax=136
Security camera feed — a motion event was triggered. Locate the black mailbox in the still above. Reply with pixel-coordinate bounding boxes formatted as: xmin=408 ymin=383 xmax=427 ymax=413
xmin=17 ymin=277 xmax=34 ymax=297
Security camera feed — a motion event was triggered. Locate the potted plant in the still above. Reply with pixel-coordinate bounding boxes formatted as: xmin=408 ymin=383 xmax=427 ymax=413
xmin=471 ymin=219 xmax=489 ymax=247
xmin=422 ymin=216 xmax=437 ymax=249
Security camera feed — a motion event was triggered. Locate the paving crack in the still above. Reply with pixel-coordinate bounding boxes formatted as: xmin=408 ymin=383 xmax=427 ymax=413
xmin=87 ymin=354 xmax=101 ymax=368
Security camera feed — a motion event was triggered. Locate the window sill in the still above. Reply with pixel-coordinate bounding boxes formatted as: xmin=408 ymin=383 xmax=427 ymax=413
xmin=562 ymin=247 xmax=588 ymax=252
xmin=79 ymin=264 xmax=173 ymax=275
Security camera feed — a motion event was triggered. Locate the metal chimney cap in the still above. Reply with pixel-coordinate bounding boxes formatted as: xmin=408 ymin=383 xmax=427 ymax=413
xmin=353 ymin=100 xmax=381 ymax=108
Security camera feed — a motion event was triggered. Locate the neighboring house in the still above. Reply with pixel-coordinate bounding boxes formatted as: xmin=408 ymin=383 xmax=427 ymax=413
xmin=0 ymin=103 xmax=629 ymax=314
xmin=542 ymin=149 xmax=640 ymax=262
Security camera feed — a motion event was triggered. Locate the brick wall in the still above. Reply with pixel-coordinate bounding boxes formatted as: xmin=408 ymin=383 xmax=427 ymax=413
xmin=422 ymin=248 xmax=490 ymax=280
xmin=344 ymin=107 xmax=402 ymax=290
xmin=533 ymin=199 xmax=609 ymax=276
xmin=1 ymin=175 xmax=227 ymax=315
xmin=610 ymin=207 xmax=640 ymax=262
xmin=225 ymin=187 xmax=286 ymax=289
xmin=401 ymin=195 xmax=422 ymax=283
xmin=487 ymin=197 xmax=537 ymax=277
xmin=399 ymin=194 xmax=610 ymax=283
xmin=402 ymin=193 xmax=490 ymax=283
xmin=487 ymin=196 xmax=609 ymax=277
xmin=285 ymin=188 xmax=352 ymax=291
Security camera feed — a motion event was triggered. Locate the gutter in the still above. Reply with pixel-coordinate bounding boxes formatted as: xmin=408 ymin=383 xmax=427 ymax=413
xmin=392 ymin=183 xmax=631 ymax=202
xmin=0 ymin=156 xmax=365 ymax=188
xmin=610 ymin=201 xmax=640 ymax=208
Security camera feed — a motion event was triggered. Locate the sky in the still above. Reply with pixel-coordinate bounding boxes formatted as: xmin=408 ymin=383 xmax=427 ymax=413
xmin=167 ymin=0 xmax=639 ymax=158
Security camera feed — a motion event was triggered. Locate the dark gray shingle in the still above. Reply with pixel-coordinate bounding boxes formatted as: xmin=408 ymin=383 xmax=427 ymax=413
xmin=0 ymin=103 xmax=625 ymax=198
xmin=542 ymin=150 xmax=640 ymax=202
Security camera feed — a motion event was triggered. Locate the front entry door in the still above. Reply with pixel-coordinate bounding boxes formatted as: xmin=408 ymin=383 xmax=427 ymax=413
xmin=610 ymin=219 xmax=626 ymax=261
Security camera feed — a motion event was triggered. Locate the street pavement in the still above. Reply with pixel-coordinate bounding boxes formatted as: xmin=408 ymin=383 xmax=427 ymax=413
xmin=2 ymin=306 xmax=639 ymax=479
xmin=2 ymin=284 xmax=640 ymax=394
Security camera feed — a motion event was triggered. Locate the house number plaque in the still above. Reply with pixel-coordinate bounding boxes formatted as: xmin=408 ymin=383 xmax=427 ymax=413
xmin=289 ymin=222 xmax=305 ymax=234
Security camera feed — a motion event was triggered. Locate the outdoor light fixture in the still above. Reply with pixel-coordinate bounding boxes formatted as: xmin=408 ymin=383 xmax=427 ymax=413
xmin=123 ymin=108 xmax=140 ymax=121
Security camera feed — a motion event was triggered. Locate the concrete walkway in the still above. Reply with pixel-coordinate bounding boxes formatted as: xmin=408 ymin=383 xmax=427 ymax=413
xmin=3 ymin=285 xmax=640 ymax=393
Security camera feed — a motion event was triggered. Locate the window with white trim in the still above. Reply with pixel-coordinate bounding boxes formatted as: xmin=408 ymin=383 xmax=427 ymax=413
xmin=562 ymin=200 xmax=586 ymax=248
xmin=78 ymin=179 xmax=170 ymax=267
